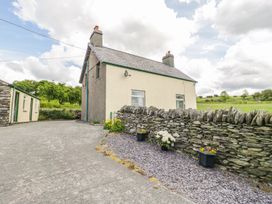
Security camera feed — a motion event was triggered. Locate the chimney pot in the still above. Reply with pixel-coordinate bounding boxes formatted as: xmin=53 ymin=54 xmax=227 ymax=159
xmin=90 ymin=25 xmax=103 ymax=47
xmin=94 ymin=25 xmax=99 ymax=31
xmin=162 ymin=50 xmax=174 ymax=67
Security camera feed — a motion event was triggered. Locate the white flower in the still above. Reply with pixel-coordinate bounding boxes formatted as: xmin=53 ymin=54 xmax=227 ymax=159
xmin=173 ymin=133 xmax=179 ymax=138
xmin=162 ymin=136 xmax=168 ymax=143
xmin=170 ymin=136 xmax=176 ymax=142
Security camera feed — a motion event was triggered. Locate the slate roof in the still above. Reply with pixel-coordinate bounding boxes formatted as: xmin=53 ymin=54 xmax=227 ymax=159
xmin=79 ymin=44 xmax=196 ymax=83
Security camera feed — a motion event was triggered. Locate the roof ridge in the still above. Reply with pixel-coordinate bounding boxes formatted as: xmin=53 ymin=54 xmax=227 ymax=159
xmin=100 ymin=46 xmax=177 ymax=69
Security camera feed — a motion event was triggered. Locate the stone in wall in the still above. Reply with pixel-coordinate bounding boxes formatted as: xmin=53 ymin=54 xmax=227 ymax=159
xmin=0 ymin=81 xmax=11 ymax=126
xmin=117 ymin=105 xmax=272 ymax=184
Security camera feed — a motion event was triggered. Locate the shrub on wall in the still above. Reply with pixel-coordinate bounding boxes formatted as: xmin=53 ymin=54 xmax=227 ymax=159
xmin=39 ymin=109 xmax=81 ymax=121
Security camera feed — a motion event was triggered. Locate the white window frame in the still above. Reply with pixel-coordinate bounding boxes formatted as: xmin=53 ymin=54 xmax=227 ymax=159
xmin=131 ymin=90 xmax=145 ymax=107
xmin=176 ymin=94 xmax=185 ymax=109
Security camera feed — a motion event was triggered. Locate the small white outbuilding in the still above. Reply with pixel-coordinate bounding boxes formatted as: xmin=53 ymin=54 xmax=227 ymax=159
xmin=0 ymin=79 xmax=40 ymax=126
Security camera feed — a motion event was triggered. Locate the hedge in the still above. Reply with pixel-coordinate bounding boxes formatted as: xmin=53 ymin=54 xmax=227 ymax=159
xmin=39 ymin=109 xmax=81 ymax=121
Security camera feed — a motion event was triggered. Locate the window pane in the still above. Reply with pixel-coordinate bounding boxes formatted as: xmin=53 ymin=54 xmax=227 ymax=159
xmin=132 ymin=90 xmax=144 ymax=97
xmin=138 ymin=97 xmax=144 ymax=107
xmin=176 ymin=94 xmax=185 ymax=109
xmin=131 ymin=97 xmax=139 ymax=106
xmin=96 ymin=63 xmax=100 ymax=79
xmin=176 ymin=100 xmax=184 ymax=109
xmin=131 ymin=90 xmax=145 ymax=107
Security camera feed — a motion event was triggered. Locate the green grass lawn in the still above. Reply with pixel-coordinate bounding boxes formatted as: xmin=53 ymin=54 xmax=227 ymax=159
xmin=197 ymin=103 xmax=272 ymax=113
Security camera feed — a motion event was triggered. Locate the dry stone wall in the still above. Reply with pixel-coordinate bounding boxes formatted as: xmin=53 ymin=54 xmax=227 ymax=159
xmin=0 ymin=81 xmax=11 ymax=126
xmin=117 ymin=106 xmax=272 ymax=184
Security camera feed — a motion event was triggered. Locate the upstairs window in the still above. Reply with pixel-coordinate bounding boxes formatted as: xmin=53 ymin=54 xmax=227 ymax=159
xmin=96 ymin=62 xmax=100 ymax=79
xmin=131 ymin=90 xmax=145 ymax=107
xmin=176 ymin=94 xmax=185 ymax=109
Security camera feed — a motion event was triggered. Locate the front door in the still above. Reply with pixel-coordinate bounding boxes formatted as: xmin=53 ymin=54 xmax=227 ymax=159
xmin=13 ymin=92 xmax=19 ymax=122
xmin=29 ymin=98 xmax=33 ymax=121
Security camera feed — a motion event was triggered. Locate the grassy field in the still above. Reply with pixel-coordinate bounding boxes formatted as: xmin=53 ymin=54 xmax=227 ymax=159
xmin=197 ymin=103 xmax=272 ymax=113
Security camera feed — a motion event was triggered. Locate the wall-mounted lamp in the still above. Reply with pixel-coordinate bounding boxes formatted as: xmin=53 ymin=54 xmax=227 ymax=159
xmin=124 ymin=70 xmax=131 ymax=77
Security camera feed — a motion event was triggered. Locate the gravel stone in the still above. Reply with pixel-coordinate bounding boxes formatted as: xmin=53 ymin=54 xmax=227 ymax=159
xmin=106 ymin=134 xmax=272 ymax=204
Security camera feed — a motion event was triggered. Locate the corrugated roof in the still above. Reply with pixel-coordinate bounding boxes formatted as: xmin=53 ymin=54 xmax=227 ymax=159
xmin=79 ymin=44 xmax=196 ymax=83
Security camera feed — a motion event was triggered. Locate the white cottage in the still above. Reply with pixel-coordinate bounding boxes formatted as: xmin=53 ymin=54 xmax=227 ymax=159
xmin=79 ymin=26 xmax=197 ymax=122
xmin=0 ymin=79 xmax=40 ymax=126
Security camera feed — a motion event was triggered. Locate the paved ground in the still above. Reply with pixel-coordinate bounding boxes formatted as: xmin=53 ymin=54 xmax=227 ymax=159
xmin=0 ymin=121 xmax=192 ymax=204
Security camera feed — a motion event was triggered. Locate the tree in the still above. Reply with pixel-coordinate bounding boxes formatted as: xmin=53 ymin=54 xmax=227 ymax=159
xmin=55 ymin=83 xmax=69 ymax=104
xmin=13 ymin=80 xmax=39 ymax=96
xmin=220 ymin=90 xmax=229 ymax=102
xmin=252 ymin=92 xmax=261 ymax=101
xmin=12 ymin=79 xmax=82 ymax=106
xmin=260 ymin=89 xmax=272 ymax=101
xmin=37 ymin=81 xmax=59 ymax=102
xmin=241 ymin=89 xmax=249 ymax=100
xmin=68 ymin=86 xmax=82 ymax=104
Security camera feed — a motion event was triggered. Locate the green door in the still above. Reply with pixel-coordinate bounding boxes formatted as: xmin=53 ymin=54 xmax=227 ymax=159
xmin=13 ymin=92 xmax=19 ymax=122
xmin=29 ymin=98 xmax=33 ymax=121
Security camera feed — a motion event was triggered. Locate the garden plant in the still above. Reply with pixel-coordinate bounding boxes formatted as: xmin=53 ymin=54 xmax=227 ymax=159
xmin=155 ymin=130 xmax=176 ymax=151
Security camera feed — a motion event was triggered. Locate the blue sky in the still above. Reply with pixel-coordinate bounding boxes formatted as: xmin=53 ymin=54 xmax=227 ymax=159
xmin=1 ymin=0 xmax=272 ymax=95
xmin=0 ymin=0 xmax=52 ymax=59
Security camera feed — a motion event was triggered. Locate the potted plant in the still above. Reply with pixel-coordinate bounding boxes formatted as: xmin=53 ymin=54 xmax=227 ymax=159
xmin=198 ymin=147 xmax=217 ymax=168
xmin=155 ymin=130 xmax=176 ymax=151
xmin=136 ymin=128 xmax=148 ymax=141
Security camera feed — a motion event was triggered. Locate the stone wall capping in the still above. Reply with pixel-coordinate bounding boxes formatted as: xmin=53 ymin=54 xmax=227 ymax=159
xmin=119 ymin=105 xmax=272 ymax=126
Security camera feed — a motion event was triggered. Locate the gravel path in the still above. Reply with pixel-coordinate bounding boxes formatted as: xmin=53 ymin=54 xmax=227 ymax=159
xmin=106 ymin=134 xmax=272 ymax=204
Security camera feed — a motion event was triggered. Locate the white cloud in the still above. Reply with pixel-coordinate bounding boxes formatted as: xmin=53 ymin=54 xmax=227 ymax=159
xmin=178 ymin=0 xmax=203 ymax=4
xmin=193 ymin=0 xmax=217 ymax=25
xmin=12 ymin=0 xmax=198 ymax=56
xmin=217 ymin=30 xmax=272 ymax=92
xmin=2 ymin=0 xmax=199 ymax=86
xmin=215 ymin=0 xmax=272 ymax=35
xmin=176 ymin=56 xmax=219 ymax=95
xmin=1 ymin=56 xmax=81 ymax=86
xmin=2 ymin=0 xmax=272 ymax=96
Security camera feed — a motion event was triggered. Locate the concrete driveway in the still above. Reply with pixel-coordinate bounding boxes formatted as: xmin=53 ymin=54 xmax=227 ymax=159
xmin=0 ymin=121 xmax=191 ymax=204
